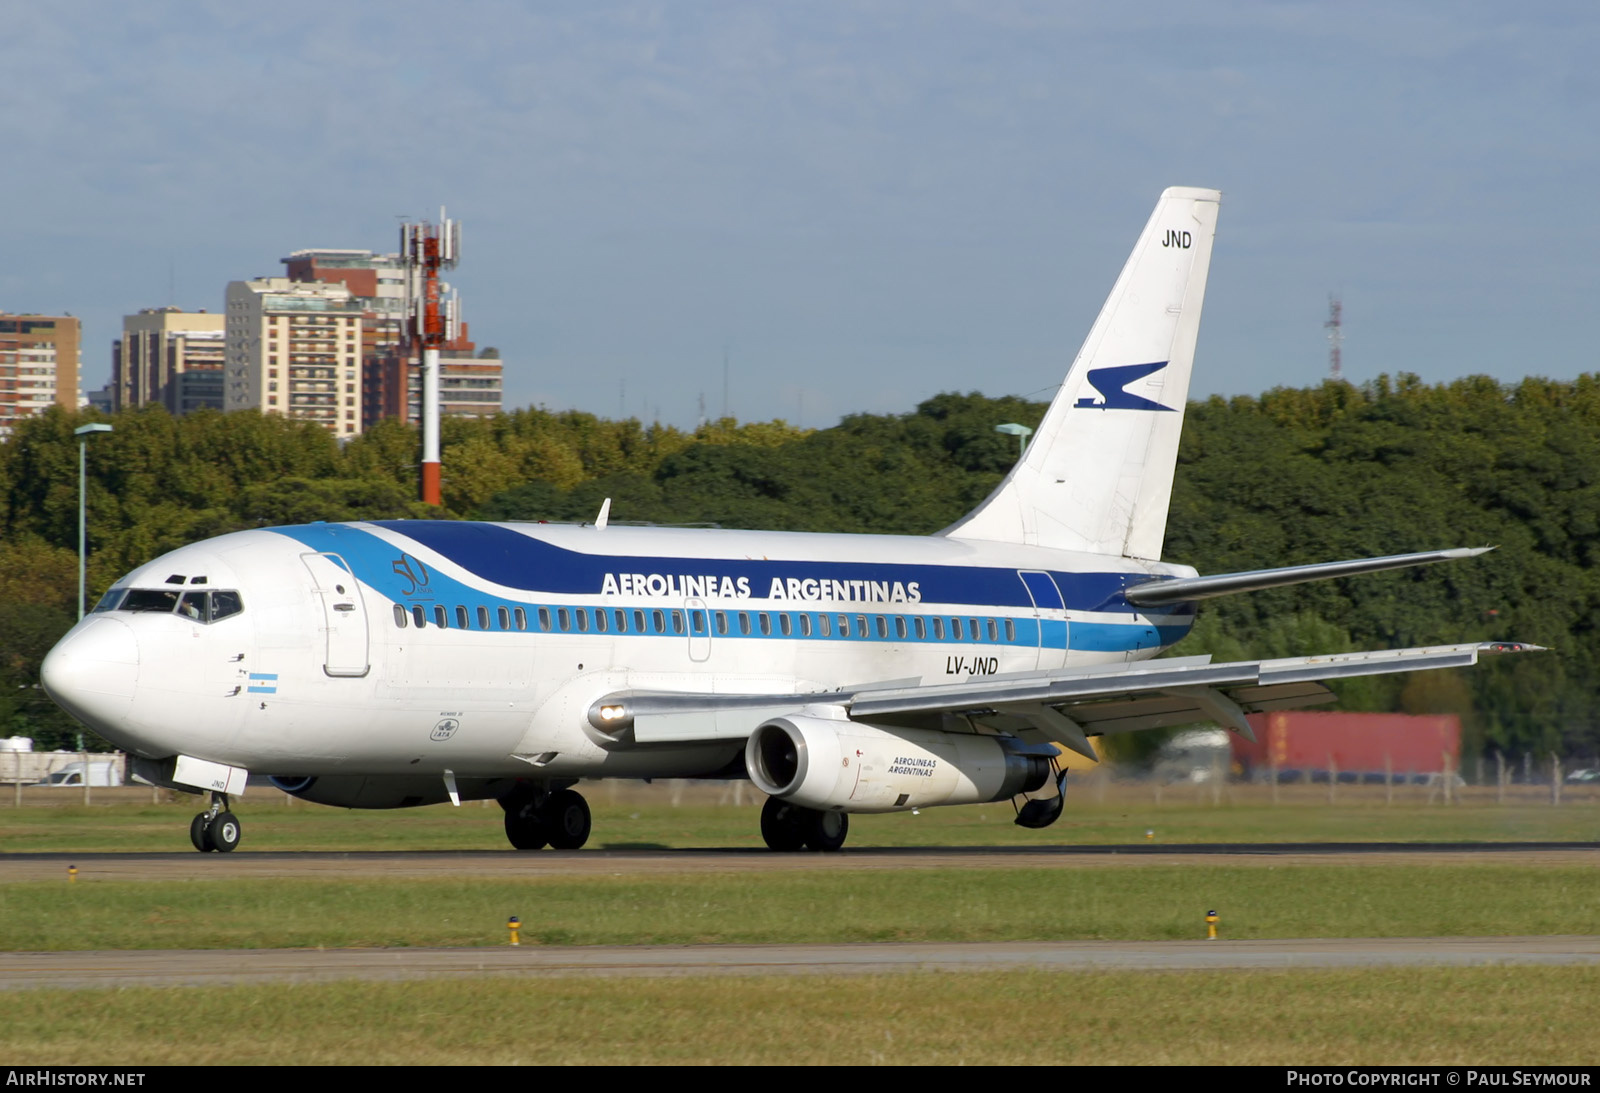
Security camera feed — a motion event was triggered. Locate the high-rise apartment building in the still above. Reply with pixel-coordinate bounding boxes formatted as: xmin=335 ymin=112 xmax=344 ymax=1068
xmin=365 ymin=336 xmax=504 ymax=426
xmin=224 ymin=278 xmax=364 ymax=437
xmin=282 ymin=247 xmax=501 ymax=428
xmin=0 ymin=313 xmax=80 ymax=433
xmin=112 ymin=308 xmax=226 ymax=415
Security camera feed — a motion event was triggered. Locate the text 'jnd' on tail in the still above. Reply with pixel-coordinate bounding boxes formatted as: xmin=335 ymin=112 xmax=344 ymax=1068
xmin=941 ymin=186 xmax=1221 ymax=561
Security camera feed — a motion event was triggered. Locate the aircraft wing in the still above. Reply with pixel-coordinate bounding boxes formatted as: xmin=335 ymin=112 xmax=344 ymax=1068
xmin=592 ymin=641 xmax=1541 ymax=760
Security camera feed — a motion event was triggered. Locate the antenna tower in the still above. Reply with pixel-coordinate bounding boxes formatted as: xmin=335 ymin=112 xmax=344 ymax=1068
xmin=1325 ymin=294 xmax=1343 ymax=381
xmin=400 ymin=209 xmax=461 ymax=506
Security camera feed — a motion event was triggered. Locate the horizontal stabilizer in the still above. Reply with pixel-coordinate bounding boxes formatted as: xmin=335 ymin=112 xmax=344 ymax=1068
xmin=1123 ymin=547 xmax=1494 ymax=607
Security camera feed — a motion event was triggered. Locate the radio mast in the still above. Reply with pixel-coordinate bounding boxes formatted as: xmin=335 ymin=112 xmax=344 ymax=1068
xmin=1325 ymin=294 xmax=1343 ymax=381
xmin=400 ymin=209 xmax=461 ymax=506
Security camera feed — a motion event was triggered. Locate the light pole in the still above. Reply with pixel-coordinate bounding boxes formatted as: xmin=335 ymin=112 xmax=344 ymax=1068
xmin=75 ymin=423 xmax=113 ymax=619
xmin=994 ymin=422 xmax=1033 ymax=459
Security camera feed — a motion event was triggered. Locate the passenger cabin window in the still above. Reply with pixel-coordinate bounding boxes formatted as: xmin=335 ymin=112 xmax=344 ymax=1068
xmin=455 ymin=606 xmax=469 ymax=629
xmin=576 ymin=610 xmax=589 ymax=633
xmin=671 ymin=610 xmax=685 ymax=635
xmin=798 ymin=615 xmax=810 ymax=637
xmin=836 ymin=615 xmax=849 ymax=637
xmin=498 ymin=607 xmax=512 ymax=630
xmin=393 ymin=604 xmax=407 ymax=627
xmin=538 ymin=607 xmax=552 ymax=632
xmin=914 ymin=617 xmax=926 ymax=639
xmin=478 ymin=606 xmax=491 ymax=629
xmin=691 ymin=611 xmax=706 ymax=635
xmin=412 ymin=606 xmax=427 ymax=628
xmin=987 ymin=618 xmax=998 ymax=642
xmin=434 ymin=606 xmax=448 ymax=628
xmin=932 ymin=617 xmax=944 ymax=640
xmin=652 ymin=609 xmax=665 ymax=633
xmin=1004 ymin=619 xmax=1016 ymax=642
xmin=514 ymin=608 xmax=527 ymax=631
xmin=951 ymin=618 xmax=963 ymax=640
xmin=875 ymin=616 xmax=888 ymax=639
xmin=715 ymin=612 xmax=728 ymax=635
xmin=738 ymin=613 xmax=751 ymax=635
xmin=758 ymin=613 xmax=771 ymax=636
xmin=614 ymin=609 xmax=627 ymax=633
xmin=818 ymin=614 xmax=831 ymax=637
xmin=595 ymin=609 xmax=608 ymax=632
xmin=633 ymin=610 xmax=646 ymax=633
xmin=558 ymin=608 xmax=571 ymax=632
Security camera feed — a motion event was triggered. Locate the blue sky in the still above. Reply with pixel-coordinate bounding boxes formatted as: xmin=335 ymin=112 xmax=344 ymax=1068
xmin=4 ymin=2 xmax=1596 ymax=428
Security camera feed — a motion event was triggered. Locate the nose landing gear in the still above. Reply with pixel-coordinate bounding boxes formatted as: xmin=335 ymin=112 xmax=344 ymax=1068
xmin=189 ymin=794 xmax=241 ymax=853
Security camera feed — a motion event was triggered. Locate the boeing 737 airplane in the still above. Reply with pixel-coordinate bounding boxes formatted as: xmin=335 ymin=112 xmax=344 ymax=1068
xmin=41 ymin=187 xmax=1536 ymax=853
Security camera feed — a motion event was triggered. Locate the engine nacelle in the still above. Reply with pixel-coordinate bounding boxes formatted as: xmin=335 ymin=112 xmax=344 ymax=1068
xmin=745 ymin=714 xmax=1051 ymax=813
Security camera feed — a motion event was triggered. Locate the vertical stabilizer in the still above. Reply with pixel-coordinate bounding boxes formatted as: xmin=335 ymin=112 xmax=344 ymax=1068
xmin=941 ymin=187 xmax=1220 ymax=560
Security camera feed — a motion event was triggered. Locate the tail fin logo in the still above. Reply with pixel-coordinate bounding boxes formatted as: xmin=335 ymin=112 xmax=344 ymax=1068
xmin=1073 ymin=362 xmax=1176 ymax=412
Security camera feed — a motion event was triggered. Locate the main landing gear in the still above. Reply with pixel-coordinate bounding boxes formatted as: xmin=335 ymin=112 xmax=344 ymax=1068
xmin=500 ymin=784 xmax=592 ymax=851
xmin=189 ymin=793 xmax=241 ymax=853
xmin=760 ymin=797 xmax=849 ymax=852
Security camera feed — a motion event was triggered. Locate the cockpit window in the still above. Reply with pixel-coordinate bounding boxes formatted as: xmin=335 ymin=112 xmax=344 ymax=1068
xmin=119 ymin=588 xmax=243 ymax=623
xmin=92 ymin=589 xmax=127 ymax=612
xmin=122 ymin=589 xmax=182 ymax=613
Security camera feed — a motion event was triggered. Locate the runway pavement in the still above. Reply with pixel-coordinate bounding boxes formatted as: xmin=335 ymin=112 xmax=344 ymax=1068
xmin=2 ymin=842 xmax=1597 ymax=881
xmin=4 ymin=936 xmax=1599 ymax=990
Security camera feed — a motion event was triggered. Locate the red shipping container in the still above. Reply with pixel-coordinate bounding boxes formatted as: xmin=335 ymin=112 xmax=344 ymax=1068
xmin=1233 ymin=710 xmax=1460 ymax=778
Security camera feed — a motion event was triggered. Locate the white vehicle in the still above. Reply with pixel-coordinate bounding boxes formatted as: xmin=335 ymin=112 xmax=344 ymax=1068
xmin=39 ymin=188 xmax=1537 ymax=853
xmin=37 ymin=759 xmax=123 ymax=787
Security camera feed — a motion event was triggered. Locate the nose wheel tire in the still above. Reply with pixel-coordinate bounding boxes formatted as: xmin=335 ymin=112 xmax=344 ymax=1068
xmin=206 ymin=812 xmax=242 ymax=853
xmin=190 ymin=810 xmax=242 ymax=853
xmin=190 ymin=813 xmax=214 ymax=853
xmin=541 ymin=789 xmax=592 ymax=850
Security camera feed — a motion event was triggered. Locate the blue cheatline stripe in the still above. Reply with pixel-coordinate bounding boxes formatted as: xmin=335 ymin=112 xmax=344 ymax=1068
xmin=273 ymin=521 xmax=1168 ymax=614
xmin=269 ymin=525 xmax=1195 ymax=656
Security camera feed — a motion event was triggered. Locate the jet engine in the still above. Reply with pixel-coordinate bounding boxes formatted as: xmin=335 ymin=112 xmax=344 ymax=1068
xmin=745 ymin=715 xmax=1052 ymax=813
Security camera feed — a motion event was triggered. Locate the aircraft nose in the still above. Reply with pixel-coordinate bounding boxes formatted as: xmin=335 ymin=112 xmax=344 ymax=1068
xmin=40 ymin=616 xmax=140 ymax=730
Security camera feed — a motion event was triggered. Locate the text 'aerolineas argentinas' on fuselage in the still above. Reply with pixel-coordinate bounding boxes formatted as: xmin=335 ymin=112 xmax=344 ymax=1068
xmin=599 ymin=572 xmax=925 ymax=604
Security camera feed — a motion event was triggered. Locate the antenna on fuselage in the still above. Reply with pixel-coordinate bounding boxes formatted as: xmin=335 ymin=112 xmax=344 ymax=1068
xmin=595 ymin=497 xmax=611 ymax=530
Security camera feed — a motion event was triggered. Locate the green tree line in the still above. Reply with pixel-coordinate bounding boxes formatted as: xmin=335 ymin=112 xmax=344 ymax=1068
xmin=1 ymin=376 xmax=1592 ymax=759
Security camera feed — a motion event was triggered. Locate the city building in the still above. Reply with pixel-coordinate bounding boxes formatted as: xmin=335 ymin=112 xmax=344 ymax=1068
xmin=0 ymin=313 xmax=80 ymax=433
xmin=365 ymin=336 xmax=503 ymax=426
xmin=112 ymin=308 xmax=226 ymax=415
xmin=282 ymin=247 xmax=501 ymax=428
xmin=224 ymin=278 xmax=364 ymax=437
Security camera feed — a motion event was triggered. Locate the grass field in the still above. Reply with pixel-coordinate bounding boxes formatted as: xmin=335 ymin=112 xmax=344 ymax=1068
xmin=4 ymin=863 xmax=1598 ymax=950
xmin=2 ymin=780 xmax=1597 ymax=853
xmin=7 ymin=968 xmax=1600 ymax=1065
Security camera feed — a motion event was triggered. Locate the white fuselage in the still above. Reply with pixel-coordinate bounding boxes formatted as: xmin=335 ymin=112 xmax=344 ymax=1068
xmin=42 ymin=519 xmax=1196 ymax=784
